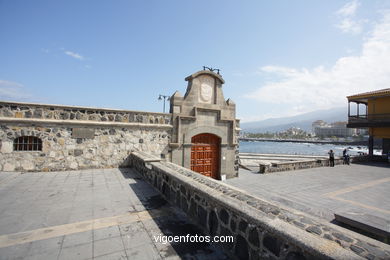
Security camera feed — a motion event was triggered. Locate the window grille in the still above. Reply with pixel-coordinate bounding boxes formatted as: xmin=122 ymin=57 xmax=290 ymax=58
xmin=13 ymin=136 xmax=42 ymax=151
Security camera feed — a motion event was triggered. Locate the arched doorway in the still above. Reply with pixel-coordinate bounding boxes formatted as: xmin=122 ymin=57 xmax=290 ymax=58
xmin=190 ymin=133 xmax=220 ymax=179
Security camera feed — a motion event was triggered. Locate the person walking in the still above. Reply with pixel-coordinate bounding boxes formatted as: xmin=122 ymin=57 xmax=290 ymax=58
xmin=328 ymin=149 xmax=335 ymax=167
xmin=342 ymin=149 xmax=350 ymax=165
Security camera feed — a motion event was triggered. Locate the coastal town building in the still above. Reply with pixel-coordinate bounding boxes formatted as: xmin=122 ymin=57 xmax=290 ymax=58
xmin=312 ymin=121 xmax=356 ymax=138
xmin=0 ymin=69 xmax=239 ymax=179
xmin=311 ymin=120 xmax=327 ymax=133
xmin=347 ymin=88 xmax=390 ymax=156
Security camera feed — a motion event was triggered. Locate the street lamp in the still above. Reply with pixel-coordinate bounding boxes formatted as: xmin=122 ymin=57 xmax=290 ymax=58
xmin=158 ymin=94 xmax=170 ymax=113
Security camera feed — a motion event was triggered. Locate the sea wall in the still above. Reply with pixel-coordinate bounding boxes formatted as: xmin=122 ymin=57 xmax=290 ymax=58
xmin=0 ymin=101 xmax=172 ymax=172
xmin=130 ymin=151 xmax=390 ymax=260
xmin=259 ymin=158 xmax=344 ymax=173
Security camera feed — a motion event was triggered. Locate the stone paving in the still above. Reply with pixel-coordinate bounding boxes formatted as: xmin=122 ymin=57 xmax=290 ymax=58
xmin=226 ymin=162 xmax=390 ymax=230
xmin=0 ymin=168 xmax=227 ymax=260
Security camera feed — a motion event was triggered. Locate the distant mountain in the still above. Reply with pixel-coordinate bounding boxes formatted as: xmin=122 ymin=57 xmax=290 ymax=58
xmin=241 ymin=107 xmax=347 ymax=133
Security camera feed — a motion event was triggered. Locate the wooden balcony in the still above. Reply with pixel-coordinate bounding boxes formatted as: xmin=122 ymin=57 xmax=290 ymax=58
xmin=347 ymin=113 xmax=390 ymax=128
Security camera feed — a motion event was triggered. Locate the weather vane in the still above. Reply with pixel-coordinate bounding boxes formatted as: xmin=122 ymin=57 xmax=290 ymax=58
xmin=203 ymin=66 xmax=220 ymax=75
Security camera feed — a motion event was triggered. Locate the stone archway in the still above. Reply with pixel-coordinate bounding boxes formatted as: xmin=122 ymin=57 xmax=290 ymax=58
xmin=190 ymin=133 xmax=221 ymax=179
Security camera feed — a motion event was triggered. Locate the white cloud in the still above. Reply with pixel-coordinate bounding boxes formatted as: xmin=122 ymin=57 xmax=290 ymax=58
xmin=336 ymin=0 xmax=359 ymax=16
xmin=0 ymin=80 xmax=31 ymax=100
xmin=336 ymin=18 xmax=362 ymax=34
xmin=261 ymin=66 xmax=301 ymax=77
xmin=245 ymin=12 xmax=390 ymax=116
xmin=335 ymin=0 xmax=363 ymax=34
xmin=64 ymin=50 xmax=84 ymax=60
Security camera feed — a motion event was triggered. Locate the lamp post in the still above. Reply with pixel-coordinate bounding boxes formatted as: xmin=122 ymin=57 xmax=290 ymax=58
xmin=158 ymin=94 xmax=170 ymax=113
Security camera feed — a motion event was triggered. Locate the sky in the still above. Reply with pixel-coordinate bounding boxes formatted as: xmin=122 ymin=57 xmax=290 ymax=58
xmin=1 ymin=0 xmax=390 ymax=122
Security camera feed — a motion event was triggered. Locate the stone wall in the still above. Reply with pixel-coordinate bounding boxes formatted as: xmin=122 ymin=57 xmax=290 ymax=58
xmin=0 ymin=100 xmax=242 ymax=174
xmin=130 ymin=151 xmax=390 ymax=260
xmin=259 ymin=158 xmax=344 ymax=173
xmin=0 ymin=101 xmax=172 ymax=172
xmin=0 ymin=101 xmax=171 ymax=124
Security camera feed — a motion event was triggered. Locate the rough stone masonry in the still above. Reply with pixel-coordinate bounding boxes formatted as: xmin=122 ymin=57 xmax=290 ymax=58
xmin=0 ymin=69 xmax=240 ymax=178
xmin=0 ymin=101 xmax=172 ymax=172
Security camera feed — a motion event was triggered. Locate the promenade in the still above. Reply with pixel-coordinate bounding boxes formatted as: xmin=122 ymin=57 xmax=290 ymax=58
xmin=0 ymin=168 xmax=226 ymax=260
xmin=0 ymin=163 xmax=389 ymax=259
xmin=226 ymin=162 xmax=390 ymax=235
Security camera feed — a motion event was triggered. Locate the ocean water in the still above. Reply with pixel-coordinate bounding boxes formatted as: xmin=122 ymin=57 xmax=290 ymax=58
xmin=239 ymin=141 xmax=381 ymax=156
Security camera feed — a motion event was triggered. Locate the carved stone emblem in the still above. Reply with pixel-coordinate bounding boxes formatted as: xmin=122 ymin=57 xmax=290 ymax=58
xmin=199 ymin=76 xmax=214 ymax=103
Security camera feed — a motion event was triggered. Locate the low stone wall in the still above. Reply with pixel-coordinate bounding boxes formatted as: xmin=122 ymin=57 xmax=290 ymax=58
xmin=130 ymin=151 xmax=390 ymax=260
xmin=259 ymin=158 xmax=344 ymax=173
xmin=0 ymin=101 xmax=172 ymax=172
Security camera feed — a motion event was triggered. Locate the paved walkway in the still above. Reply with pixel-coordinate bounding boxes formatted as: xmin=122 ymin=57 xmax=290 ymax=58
xmin=0 ymin=168 xmax=227 ymax=260
xmin=226 ymin=163 xmax=390 ymax=228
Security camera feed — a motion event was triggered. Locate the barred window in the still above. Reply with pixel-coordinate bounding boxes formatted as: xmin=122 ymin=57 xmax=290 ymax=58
xmin=13 ymin=136 xmax=42 ymax=151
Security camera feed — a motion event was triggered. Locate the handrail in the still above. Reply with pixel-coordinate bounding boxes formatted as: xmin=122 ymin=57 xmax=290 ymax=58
xmin=348 ymin=113 xmax=390 ymax=122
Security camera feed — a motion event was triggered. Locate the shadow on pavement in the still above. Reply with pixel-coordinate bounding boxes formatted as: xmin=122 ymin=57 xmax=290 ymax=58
xmin=118 ymin=168 xmax=229 ymax=260
xmin=352 ymin=161 xmax=390 ymax=169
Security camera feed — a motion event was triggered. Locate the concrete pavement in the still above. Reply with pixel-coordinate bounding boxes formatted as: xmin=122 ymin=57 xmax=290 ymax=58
xmin=226 ymin=162 xmax=390 ymax=233
xmin=0 ymin=168 xmax=227 ymax=260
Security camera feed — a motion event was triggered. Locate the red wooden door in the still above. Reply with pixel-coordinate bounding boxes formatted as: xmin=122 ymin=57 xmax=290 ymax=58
xmin=190 ymin=133 xmax=220 ymax=179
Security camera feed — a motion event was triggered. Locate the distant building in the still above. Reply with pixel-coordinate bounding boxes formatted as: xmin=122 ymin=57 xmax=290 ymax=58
xmin=347 ymin=88 xmax=390 ymax=156
xmin=312 ymin=120 xmax=327 ymax=133
xmin=313 ymin=121 xmax=356 ymax=138
xmin=284 ymin=127 xmax=302 ymax=135
xmin=355 ymin=128 xmax=369 ymax=136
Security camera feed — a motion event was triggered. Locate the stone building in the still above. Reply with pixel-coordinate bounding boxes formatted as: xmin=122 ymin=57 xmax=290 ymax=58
xmin=169 ymin=70 xmax=239 ymax=180
xmin=0 ymin=69 xmax=239 ymax=179
xmin=0 ymin=103 xmax=172 ymax=172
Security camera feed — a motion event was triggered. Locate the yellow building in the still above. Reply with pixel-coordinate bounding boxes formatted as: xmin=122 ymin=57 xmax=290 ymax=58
xmin=347 ymin=88 xmax=390 ymax=156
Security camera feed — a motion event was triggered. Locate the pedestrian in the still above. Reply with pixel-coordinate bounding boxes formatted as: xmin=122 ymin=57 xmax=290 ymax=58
xmin=328 ymin=149 xmax=335 ymax=167
xmin=342 ymin=149 xmax=350 ymax=165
